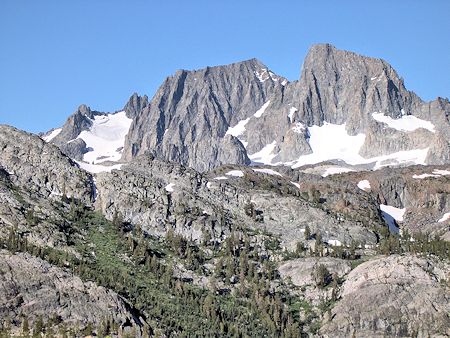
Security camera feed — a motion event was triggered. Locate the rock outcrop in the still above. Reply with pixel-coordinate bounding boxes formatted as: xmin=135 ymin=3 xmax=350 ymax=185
xmin=320 ymin=255 xmax=450 ymax=338
xmin=94 ymin=156 xmax=383 ymax=248
xmin=0 ymin=125 xmax=93 ymax=203
xmin=0 ymin=250 xmax=147 ymax=336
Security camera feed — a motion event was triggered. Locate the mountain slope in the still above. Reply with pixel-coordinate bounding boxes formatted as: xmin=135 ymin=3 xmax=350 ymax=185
xmin=43 ymin=44 xmax=449 ymax=173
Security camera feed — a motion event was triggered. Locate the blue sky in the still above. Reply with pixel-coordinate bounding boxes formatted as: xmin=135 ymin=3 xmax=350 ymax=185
xmin=1 ymin=0 xmax=449 ymax=133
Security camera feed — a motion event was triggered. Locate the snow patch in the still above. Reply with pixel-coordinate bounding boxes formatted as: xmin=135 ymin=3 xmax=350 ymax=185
xmin=357 ymin=180 xmax=371 ymax=190
xmin=252 ymin=168 xmax=282 ymax=176
xmin=291 ymin=123 xmax=366 ymax=168
xmin=326 ymin=239 xmax=342 ymax=247
xmin=214 ymin=176 xmax=228 ymax=180
xmin=43 ymin=128 xmax=62 ymax=142
xmin=254 ymin=101 xmax=271 ymax=118
xmin=76 ymin=161 xmax=123 ymax=174
xmin=226 ymin=170 xmax=245 ymax=177
xmin=412 ymin=173 xmax=441 ymax=179
xmin=372 ymin=112 xmax=435 ymax=133
xmin=438 ymin=212 xmax=450 ymax=223
xmin=165 ymin=183 xmax=175 ymax=192
xmin=254 ymin=69 xmax=280 ymax=83
xmin=290 ymin=181 xmax=301 ymax=189
xmin=433 ymin=169 xmax=450 ymax=175
xmin=249 ymin=141 xmax=278 ymax=165
xmin=372 ymin=148 xmax=429 ymax=169
xmin=292 ymin=122 xmax=305 ymax=134
xmin=413 ymin=169 xmax=450 ymax=179
xmin=322 ymin=167 xmax=355 ymax=177
xmin=380 ymin=204 xmax=405 ymax=234
xmin=77 ymin=111 xmax=132 ymax=164
xmin=288 ymin=107 xmax=298 ymax=123
xmin=225 ymin=118 xmax=250 ymax=138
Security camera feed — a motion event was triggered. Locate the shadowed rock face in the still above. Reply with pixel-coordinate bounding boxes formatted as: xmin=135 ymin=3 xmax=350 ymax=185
xmin=121 ymin=58 xmax=285 ymax=171
xmin=320 ymin=255 xmax=449 ymax=338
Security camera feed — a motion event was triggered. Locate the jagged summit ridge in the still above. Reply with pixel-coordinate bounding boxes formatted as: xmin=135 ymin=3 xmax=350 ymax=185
xmin=43 ymin=44 xmax=450 ymax=172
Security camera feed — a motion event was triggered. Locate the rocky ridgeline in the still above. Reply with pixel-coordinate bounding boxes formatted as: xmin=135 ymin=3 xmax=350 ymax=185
xmin=48 ymin=44 xmax=449 ymax=171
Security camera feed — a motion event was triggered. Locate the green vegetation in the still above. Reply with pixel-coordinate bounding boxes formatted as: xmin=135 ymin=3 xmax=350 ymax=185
xmin=1 ymin=200 xmax=307 ymax=337
xmin=377 ymin=230 xmax=449 ymax=259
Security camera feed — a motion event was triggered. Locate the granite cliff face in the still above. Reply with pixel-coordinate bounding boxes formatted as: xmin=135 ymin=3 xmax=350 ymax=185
xmin=119 ymin=44 xmax=449 ymax=171
xmin=44 ymin=44 xmax=449 ymax=171
xmin=121 ymin=59 xmax=286 ymax=171
xmin=320 ymin=255 xmax=449 ymax=338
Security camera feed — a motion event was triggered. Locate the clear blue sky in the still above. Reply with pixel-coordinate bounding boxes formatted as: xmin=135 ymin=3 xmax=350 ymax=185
xmin=1 ymin=0 xmax=449 ymax=133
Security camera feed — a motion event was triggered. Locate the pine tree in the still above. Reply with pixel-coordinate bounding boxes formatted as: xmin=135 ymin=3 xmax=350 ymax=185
xmin=304 ymin=225 xmax=311 ymax=240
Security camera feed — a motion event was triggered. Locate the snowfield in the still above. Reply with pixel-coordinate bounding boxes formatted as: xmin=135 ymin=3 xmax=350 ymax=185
xmin=226 ymin=170 xmax=245 ymax=177
xmin=438 ymin=212 xmax=450 ymax=223
xmin=288 ymin=107 xmax=298 ymax=123
xmin=76 ymin=161 xmax=123 ymax=174
xmin=372 ymin=112 xmax=435 ymax=133
xmin=225 ymin=117 xmax=250 ymax=138
xmin=249 ymin=141 xmax=278 ymax=164
xmin=165 ymin=183 xmax=175 ymax=192
xmin=413 ymin=169 xmax=450 ymax=179
xmin=252 ymin=168 xmax=283 ymax=176
xmin=380 ymin=204 xmax=405 ymax=234
xmin=253 ymin=101 xmax=271 ymax=118
xmin=357 ymin=180 xmax=371 ymax=190
xmin=322 ymin=167 xmax=355 ymax=177
xmin=78 ymin=111 xmax=132 ymax=164
xmin=43 ymin=128 xmax=62 ymax=142
xmin=291 ymin=123 xmax=366 ymax=168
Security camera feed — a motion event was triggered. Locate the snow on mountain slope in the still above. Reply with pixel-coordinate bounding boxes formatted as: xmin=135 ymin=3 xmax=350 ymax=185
xmin=253 ymin=100 xmax=271 ymax=118
xmin=252 ymin=168 xmax=283 ymax=176
xmin=291 ymin=123 xmax=366 ymax=168
xmin=243 ymin=121 xmax=429 ymax=170
xmin=322 ymin=167 xmax=355 ymax=177
xmin=77 ymin=111 xmax=132 ymax=164
xmin=76 ymin=161 xmax=123 ymax=174
xmin=357 ymin=180 xmax=371 ymax=190
xmin=43 ymin=128 xmax=62 ymax=142
xmin=380 ymin=204 xmax=405 ymax=234
xmin=249 ymin=141 xmax=278 ymax=164
xmin=372 ymin=112 xmax=435 ymax=133
xmin=225 ymin=118 xmax=250 ymax=138
xmin=438 ymin=212 xmax=450 ymax=223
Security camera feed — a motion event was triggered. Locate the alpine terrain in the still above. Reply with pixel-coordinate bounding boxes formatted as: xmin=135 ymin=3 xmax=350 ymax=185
xmin=0 ymin=44 xmax=449 ymax=337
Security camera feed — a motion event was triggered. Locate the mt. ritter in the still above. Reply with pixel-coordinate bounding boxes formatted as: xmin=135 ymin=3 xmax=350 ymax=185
xmin=1 ymin=44 xmax=449 ymax=337
xmin=45 ymin=43 xmax=449 ymax=172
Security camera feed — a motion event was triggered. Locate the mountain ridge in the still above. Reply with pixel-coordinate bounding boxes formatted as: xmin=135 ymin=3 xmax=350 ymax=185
xmin=41 ymin=43 xmax=449 ymax=173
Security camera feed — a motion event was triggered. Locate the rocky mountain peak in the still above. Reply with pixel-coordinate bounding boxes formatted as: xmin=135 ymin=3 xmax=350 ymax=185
xmin=123 ymin=93 xmax=149 ymax=119
xmin=120 ymin=56 xmax=287 ymax=171
xmin=42 ymin=44 xmax=449 ymax=172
